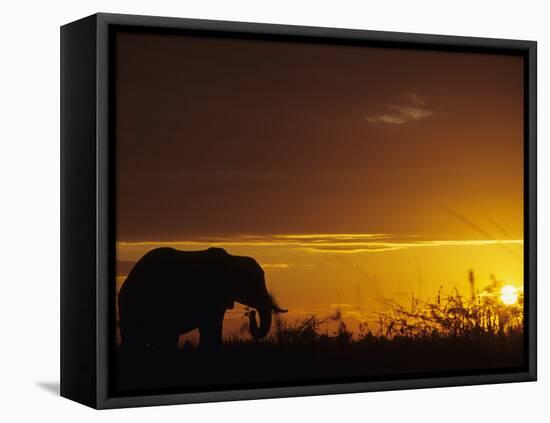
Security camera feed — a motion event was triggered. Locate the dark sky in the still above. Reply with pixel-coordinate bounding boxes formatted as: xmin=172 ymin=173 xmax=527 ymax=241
xmin=115 ymin=31 xmax=524 ymax=242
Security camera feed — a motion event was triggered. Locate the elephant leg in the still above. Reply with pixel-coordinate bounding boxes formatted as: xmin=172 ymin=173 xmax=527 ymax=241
xmin=198 ymin=313 xmax=224 ymax=352
xmin=122 ymin=337 xmax=148 ymax=353
xmin=120 ymin=320 xmax=148 ymax=354
xmin=149 ymin=332 xmax=179 ymax=354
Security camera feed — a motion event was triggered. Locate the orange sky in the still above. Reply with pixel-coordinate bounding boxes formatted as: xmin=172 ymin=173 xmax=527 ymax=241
xmin=114 ymin=30 xmax=524 ymax=338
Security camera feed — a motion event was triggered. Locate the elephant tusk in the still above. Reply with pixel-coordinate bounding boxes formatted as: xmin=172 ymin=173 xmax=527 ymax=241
xmin=272 ymin=306 xmax=288 ymax=313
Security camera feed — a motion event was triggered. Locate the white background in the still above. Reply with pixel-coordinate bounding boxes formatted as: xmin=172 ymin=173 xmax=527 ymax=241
xmin=0 ymin=0 xmax=547 ymax=421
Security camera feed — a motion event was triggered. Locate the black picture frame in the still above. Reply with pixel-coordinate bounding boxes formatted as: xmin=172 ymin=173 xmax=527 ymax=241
xmin=61 ymin=12 xmax=537 ymax=409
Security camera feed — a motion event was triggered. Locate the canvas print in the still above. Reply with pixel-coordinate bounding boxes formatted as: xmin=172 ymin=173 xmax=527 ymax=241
xmin=113 ymin=30 xmax=525 ymax=394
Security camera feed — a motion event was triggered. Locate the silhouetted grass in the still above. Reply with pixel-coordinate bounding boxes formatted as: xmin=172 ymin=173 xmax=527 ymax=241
xmin=373 ymin=273 xmax=524 ymax=340
xmin=115 ymin=271 xmax=524 ymax=393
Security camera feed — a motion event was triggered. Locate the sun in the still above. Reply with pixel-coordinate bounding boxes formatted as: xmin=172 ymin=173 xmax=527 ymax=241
xmin=500 ymin=285 xmax=519 ymax=305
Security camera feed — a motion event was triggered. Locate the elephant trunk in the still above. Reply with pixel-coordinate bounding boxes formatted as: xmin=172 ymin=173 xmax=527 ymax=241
xmin=249 ymin=305 xmax=272 ymax=339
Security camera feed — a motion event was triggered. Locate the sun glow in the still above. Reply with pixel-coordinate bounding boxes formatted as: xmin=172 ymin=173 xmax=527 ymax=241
xmin=500 ymin=285 xmax=519 ymax=305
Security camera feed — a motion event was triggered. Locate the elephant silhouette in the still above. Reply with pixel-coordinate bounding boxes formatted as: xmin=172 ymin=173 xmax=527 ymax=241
xmin=118 ymin=247 xmax=287 ymax=352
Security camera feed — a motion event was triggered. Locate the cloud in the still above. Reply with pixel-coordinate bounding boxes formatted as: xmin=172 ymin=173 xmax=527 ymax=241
xmin=302 ymin=239 xmax=523 ymax=254
xmin=366 ymin=94 xmax=433 ymax=125
xmin=117 ymin=234 xmax=523 ymax=255
xmin=406 ymin=93 xmax=427 ymax=106
xmin=260 ymin=263 xmax=291 ymax=269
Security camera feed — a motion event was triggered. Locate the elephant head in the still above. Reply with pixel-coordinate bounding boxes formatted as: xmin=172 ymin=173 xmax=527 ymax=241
xmin=230 ymin=255 xmax=287 ymax=339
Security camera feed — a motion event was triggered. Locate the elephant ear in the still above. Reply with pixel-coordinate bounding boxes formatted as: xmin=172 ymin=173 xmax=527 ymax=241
xmin=220 ymin=271 xmax=235 ymax=309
